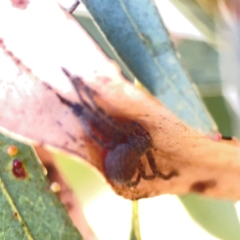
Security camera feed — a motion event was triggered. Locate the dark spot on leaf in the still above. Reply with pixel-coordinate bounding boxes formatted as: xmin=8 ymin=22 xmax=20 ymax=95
xmin=15 ymin=59 xmax=21 ymax=65
xmin=13 ymin=212 xmax=18 ymax=218
xmin=222 ymin=136 xmax=233 ymax=140
xmin=42 ymin=82 xmax=53 ymax=90
xmin=12 ymin=159 xmax=27 ymax=179
xmin=65 ymin=132 xmax=77 ymax=142
xmin=56 ymin=121 xmax=62 ymax=126
xmin=190 ymin=179 xmax=216 ymax=193
xmin=6 ymin=51 xmax=13 ymax=57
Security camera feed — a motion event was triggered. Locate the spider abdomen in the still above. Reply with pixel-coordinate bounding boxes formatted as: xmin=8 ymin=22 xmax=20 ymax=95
xmin=104 ymin=143 xmax=141 ymax=184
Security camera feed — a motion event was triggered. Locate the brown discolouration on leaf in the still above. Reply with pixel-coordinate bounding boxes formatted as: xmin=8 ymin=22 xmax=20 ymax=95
xmin=190 ymin=179 xmax=217 ymax=193
xmin=1 ymin=1 xmax=240 ymax=201
xmin=0 ymin=38 xmax=28 ymax=76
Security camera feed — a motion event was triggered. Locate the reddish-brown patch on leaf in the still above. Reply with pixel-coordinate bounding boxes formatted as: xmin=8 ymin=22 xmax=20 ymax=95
xmin=12 ymin=159 xmax=27 ymax=179
xmin=0 ymin=38 xmax=33 ymax=76
xmin=222 ymin=137 xmax=240 ymax=147
xmin=13 ymin=212 xmax=18 ymax=219
xmin=190 ymin=179 xmax=217 ymax=193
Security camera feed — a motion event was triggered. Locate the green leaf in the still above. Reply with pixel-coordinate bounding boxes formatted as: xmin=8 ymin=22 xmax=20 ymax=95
xmin=82 ymin=0 xmax=215 ymax=132
xmin=53 ymin=152 xmax=105 ymax=202
xmin=0 ymin=133 xmax=82 ymax=240
xmin=176 ymin=39 xmax=222 ymax=97
xmin=75 ymin=15 xmax=135 ymax=83
xmin=180 ymin=194 xmax=240 ymax=240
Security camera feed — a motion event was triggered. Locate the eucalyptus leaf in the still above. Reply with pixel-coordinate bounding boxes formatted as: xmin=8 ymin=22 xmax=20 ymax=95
xmin=75 ymin=15 xmax=135 ymax=83
xmin=82 ymin=0 xmax=216 ymax=132
xmin=0 ymin=133 xmax=82 ymax=240
xmin=181 ymin=194 xmax=240 ymax=240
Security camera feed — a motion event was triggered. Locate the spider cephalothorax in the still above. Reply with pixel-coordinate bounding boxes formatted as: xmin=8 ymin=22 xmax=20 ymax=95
xmin=56 ymin=68 xmax=178 ymax=187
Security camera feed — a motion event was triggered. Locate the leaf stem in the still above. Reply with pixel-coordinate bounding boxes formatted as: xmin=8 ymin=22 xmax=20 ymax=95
xmin=130 ymin=200 xmax=141 ymax=240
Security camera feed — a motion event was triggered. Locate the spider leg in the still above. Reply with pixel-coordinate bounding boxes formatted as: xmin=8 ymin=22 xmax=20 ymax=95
xmin=62 ymin=68 xmax=117 ymax=126
xmin=62 ymin=68 xmax=137 ymax=133
xmin=78 ymin=80 xmax=124 ymax=130
xmin=61 ymin=68 xmax=146 ymax=136
xmin=82 ymin=86 xmax=143 ymax=134
xmin=62 ymin=69 xmax=122 ymax=138
xmin=138 ymin=159 xmax=156 ymax=180
xmin=56 ymin=93 xmax=83 ymax=116
xmin=59 ymin=69 xmax=124 ymax=149
xmin=146 ymin=150 xmax=178 ymax=180
xmin=126 ymin=173 xmax=141 ymax=187
xmin=56 ymin=93 xmax=74 ymax=107
xmin=56 ymin=92 xmax=114 ymax=149
xmin=61 ymin=68 xmax=96 ymax=113
xmin=80 ymin=118 xmax=114 ymax=149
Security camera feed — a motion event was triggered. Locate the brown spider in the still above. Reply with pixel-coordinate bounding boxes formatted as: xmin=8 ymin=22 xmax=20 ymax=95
xmin=56 ymin=68 xmax=178 ymax=187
